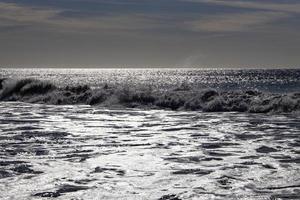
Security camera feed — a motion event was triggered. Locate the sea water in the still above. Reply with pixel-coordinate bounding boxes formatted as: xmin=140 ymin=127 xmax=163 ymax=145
xmin=0 ymin=68 xmax=299 ymax=200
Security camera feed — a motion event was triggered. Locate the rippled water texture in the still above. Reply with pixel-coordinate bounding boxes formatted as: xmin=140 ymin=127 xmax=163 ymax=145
xmin=0 ymin=102 xmax=299 ymax=199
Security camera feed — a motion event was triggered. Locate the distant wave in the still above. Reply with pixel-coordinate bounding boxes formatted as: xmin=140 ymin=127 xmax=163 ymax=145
xmin=0 ymin=78 xmax=299 ymax=114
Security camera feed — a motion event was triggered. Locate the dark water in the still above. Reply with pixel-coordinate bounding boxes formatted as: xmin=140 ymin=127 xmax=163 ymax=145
xmin=0 ymin=68 xmax=299 ymax=199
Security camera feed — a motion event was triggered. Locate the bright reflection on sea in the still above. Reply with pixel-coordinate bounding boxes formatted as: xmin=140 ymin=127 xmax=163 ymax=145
xmin=1 ymin=68 xmax=300 ymax=93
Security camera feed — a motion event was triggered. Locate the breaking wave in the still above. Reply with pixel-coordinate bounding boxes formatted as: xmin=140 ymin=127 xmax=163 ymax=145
xmin=0 ymin=78 xmax=299 ymax=114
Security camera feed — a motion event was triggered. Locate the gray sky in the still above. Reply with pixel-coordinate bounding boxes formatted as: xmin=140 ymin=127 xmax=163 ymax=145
xmin=0 ymin=0 xmax=299 ymax=68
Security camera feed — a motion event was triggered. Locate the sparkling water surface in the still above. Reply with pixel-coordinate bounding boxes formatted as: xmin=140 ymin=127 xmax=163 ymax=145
xmin=1 ymin=68 xmax=300 ymax=92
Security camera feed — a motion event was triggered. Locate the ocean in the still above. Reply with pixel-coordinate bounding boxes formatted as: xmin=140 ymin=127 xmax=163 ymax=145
xmin=0 ymin=68 xmax=299 ymax=200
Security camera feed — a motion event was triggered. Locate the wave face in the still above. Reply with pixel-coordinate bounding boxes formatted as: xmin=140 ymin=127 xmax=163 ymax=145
xmin=0 ymin=76 xmax=299 ymax=114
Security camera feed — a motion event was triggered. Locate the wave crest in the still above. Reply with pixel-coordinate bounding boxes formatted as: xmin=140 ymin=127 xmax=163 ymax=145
xmin=0 ymin=78 xmax=299 ymax=114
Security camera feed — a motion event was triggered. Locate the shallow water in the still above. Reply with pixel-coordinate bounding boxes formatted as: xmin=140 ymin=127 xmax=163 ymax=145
xmin=0 ymin=102 xmax=299 ymax=200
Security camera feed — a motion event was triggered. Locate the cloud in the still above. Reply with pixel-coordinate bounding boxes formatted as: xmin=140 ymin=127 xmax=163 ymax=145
xmin=179 ymin=0 xmax=299 ymax=33
xmin=0 ymin=2 xmax=60 ymax=24
xmin=0 ymin=2 xmax=165 ymax=34
xmin=184 ymin=0 xmax=300 ymax=13
xmin=184 ymin=11 xmax=290 ymax=32
xmin=0 ymin=1 xmax=297 ymax=35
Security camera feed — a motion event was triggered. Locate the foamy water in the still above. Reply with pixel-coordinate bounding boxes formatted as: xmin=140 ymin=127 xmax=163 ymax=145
xmin=0 ymin=102 xmax=299 ymax=200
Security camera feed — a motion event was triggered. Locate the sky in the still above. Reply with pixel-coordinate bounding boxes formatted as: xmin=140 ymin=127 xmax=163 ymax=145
xmin=0 ymin=0 xmax=299 ymax=68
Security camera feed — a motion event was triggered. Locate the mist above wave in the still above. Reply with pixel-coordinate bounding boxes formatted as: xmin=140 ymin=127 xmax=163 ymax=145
xmin=0 ymin=78 xmax=299 ymax=114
